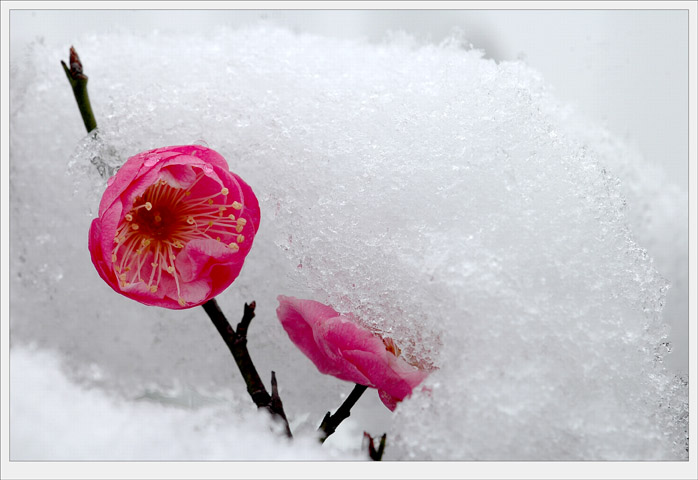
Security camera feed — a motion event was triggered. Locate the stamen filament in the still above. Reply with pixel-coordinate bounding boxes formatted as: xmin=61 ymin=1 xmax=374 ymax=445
xmin=111 ymin=166 xmax=249 ymax=305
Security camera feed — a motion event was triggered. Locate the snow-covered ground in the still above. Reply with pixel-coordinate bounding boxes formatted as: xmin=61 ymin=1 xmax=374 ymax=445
xmin=6 ymin=8 xmax=692 ymax=473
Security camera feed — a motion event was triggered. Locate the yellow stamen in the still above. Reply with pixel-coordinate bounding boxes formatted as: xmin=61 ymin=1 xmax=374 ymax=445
xmin=232 ymin=201 xmax=242 ymax=210
xmin=236 ymin=234 xmax=244 ymax=244
xmin=145 ymin=202 xmax=153 ymax=211
xmin=221 ymin=187 xmax=229 ymax=195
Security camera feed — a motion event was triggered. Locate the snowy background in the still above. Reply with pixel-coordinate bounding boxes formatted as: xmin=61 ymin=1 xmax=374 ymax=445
xmin=8 ymin=9 xmax=690 ymax=465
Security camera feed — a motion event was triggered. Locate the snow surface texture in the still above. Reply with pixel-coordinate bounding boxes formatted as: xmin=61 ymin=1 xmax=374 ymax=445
xmin=10 ymin=25 xmax=688 ymax=460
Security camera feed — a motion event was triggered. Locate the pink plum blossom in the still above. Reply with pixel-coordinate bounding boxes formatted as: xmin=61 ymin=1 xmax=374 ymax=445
xmin=276 ymin=295 xmax=429 ymax=411
xmin=89 ymin=145 xmax=260 ymax=309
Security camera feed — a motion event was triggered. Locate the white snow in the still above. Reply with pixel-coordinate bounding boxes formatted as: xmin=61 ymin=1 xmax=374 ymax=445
xmin=10 ymin=345 xmax=361 ymax=461
xmin=9 ymin=21 xmax=688 ymax=463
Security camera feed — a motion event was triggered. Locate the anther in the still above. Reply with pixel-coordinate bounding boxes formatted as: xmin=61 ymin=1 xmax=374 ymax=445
xmin=178 ymin=298 xmax=186 ymax=307
xmin=111 ymin=253 xmax=117 ymax=262
xmin=228 ymin=214 xmax=236 ymax=220
xmin=187 ymin=216 xmax=195 ymax=225
xmin=208 ymin=199 xmax=214 ymax=205
xmin=131 ymin=224 xmax=140 ymax=230
xmin=237 ymin=218 xmax=247 ymax=226
xmin=151 ymin=262 xmax=158 ymax=268
xmin=228 ymin=243 xmax=240 ymax=252
xmin=150 ymin=285 xmax=158 ymax=293
xmin=145 ymin=202 xmax=153 ymax=211
xmin=173 ymin=241 xmax=184 ymax=248
xmin=236 ymin=234 xmax=245 ymax=244
xmin=154 ymin=214 xmax=162 ymax=223
xmin=125 ymin=214 xmax=133 ymax=221
xmin=208 ymin=221 xmax=214 ymax=227
xmin=232 ymin=201 xmax=242 ymax=210
xmin=185 ymin=191 xmax=191 ymax=196
xmin=221 ymin=187 xmax=229 ymax=195
xmin=236 ymin=225 xmax=244 ymax=233
xmin=141 ymin=239 xmax=151 ymax=246
xmin=167 ymin=266 xmax=175 ymax=274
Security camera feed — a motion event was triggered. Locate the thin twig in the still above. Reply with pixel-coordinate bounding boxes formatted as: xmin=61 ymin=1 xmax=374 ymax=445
xmin=61 ymin=46 xmax=97 ymax=133
xmin=318 ymin=383 xmax=368 ymax=443
xmin=202 ymin=298 xmax=292 ymax=438
xmin=364 ymin=432 xmax=387 ymax=461
xmin=270 ymin=371 xmax=292 ymax=437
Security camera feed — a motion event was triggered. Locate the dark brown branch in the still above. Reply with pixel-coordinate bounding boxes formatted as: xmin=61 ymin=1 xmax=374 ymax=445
xmin=364 ymin=432 xmax=387 ymax=461
xmin=318 ymin=383 xmax=368 ymax=443
xmin=202 ymin=298 xmax=292 ymax=438
xmin=61 ymin=46 xmax=97 ymax=133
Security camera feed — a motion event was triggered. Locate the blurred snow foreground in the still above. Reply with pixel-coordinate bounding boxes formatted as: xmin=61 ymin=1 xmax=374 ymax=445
xmin=10 ymin=25 xmax=688 ymax=460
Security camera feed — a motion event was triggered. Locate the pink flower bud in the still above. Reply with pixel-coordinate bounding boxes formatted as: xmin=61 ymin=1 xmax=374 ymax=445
xmin=276 ymin=295 xmax=429 ymax=411
xmin=89 ymin=145 xmax=260 ymax=309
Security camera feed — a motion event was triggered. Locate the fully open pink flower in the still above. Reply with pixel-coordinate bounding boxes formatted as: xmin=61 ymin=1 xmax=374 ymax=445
xmin=276 ymin=295 xmax=429 ymax=411
xmin=89 ymin=145 xmax=260 ymax=309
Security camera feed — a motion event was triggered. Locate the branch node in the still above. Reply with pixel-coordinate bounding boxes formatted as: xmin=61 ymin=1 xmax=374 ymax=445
xmin=318 ymin=383 xmax=368 ymax=443
xmin=202 ymin=299 xmax=292 ymax=439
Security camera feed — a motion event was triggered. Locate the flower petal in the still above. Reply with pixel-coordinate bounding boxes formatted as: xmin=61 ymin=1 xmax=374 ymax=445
xmin=276 ymin=296 xmax=351 ymax=377
xmin=159 ymin=163 xmax=198 ymax=190
xmin=175 ymin=238 xmax=240 ymax=282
